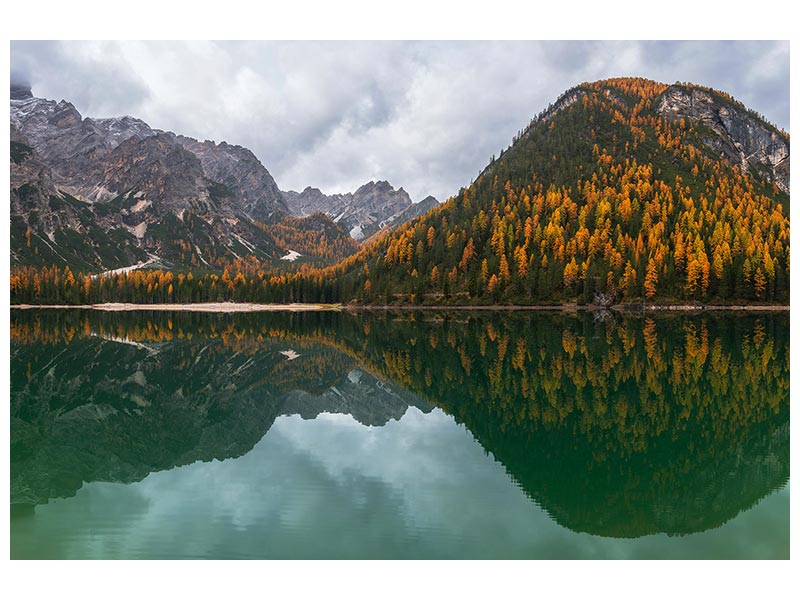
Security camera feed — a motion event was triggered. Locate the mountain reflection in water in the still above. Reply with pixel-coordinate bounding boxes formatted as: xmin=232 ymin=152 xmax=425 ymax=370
xmin=10 ymin=309 xmax=789 ymax=557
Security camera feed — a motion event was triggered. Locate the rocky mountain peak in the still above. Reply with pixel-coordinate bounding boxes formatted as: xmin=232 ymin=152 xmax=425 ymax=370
xmin=174 ymin=134 xmax=289 ymax=219
xmin=294 ymin=186 xmax=326 ymax=200
xmin=282 ymin=179 xmax=426 ymax=241
xmin=11 ymin=81 xmax=33 ymax=100
xmin=355 ymin=180 xmax=393 ymax=194
xmin=10 ymin=85 xmax=288 ymax=217
xmin=89 ymin=115 xmax=155 ymax=147
xmin=99 ymin=132 xmax=210 ymax=208
xmin=49 ymin=100 xmax=83 ymax=128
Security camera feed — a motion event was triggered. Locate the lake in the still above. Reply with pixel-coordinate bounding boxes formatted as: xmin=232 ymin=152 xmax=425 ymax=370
xmin=10 ymin=309 xmax=789 ymax=559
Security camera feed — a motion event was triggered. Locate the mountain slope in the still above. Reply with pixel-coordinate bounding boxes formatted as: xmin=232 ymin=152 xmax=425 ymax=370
xmin=11 ymin=123 xmax=149 ymax=271
xmin=11 ymin=87 xmax=155 ymax=199
xmin=329 ymin=78 xmax=789 ymax=305
xmin=657 ymin=84 xmax=789 ymax=194
xmin=9 ymin=84 xmax=351 ymax=273
xmin=175 ymin=135 xmax=289 ymax=219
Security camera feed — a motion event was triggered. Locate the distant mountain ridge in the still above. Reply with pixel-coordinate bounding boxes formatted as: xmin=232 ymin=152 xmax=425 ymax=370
xmin=10 ymin=83 xmax=298 ymax=271
xmin=10 ymin=83 xmax=288 ymax=214
xmin=282 ymin=181 xmax=438 ymax=241
xmin=10 ymin=83 xmax=439 ymax=273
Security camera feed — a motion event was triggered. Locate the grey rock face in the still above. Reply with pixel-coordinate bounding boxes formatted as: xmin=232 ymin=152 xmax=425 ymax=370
xmin=99 ymin=133 xmax=211 ymax=210
xmin=10 ymin=125 xmax=63 ymax=248
xmin=11 ymin=96 xmax=164 ymax=202
xmin=10 ymin=124 xmax=55 ymax=196
xmin=10 ymin=88 xmax=288 ymax=217
xmin=175 ymin=135 xmax=289 ymax=219
xmin=349 ymin=181 xmax=413 ymax=233
xmin=283 ymin=180 xmax=436 ymax=240
xmin=384 ymin=195 xmax=439 ymax=228
xmin=11 ymin=95 xmax=112 ymax=195
xmin=89 ymin=115 xmax=156 ymax=149
xmin=10 ymin=123 xmax=147 ymax=270
xmin=9 ymin=85 xmax=298 ymax=270
xmin=656 ymin=86 xmax=790 ymax=193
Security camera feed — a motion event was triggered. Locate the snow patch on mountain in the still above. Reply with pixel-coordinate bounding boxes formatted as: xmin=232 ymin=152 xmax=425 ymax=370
xmin=280 ymin=250 xmax=302 ymax=262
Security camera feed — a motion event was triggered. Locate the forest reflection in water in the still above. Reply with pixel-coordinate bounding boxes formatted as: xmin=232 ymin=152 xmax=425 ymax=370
xmin=10 ymin=308 xmax=789 ymax=558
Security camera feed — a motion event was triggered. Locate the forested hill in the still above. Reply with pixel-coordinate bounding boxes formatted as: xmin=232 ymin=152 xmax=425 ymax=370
xmin=11 ymin=78 xmax=790 ymax=305
xmin=324 ymin=78 xmax=789 ymax=305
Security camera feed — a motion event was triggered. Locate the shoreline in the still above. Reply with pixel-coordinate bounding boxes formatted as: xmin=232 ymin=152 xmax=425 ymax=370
xmin=10 ymin=302 xmax=790 ymax=312
xmin=10 ymin=302 xmax=344 ymax=312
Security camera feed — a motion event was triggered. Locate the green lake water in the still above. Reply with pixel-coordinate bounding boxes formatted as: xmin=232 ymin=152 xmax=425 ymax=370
xmin=9 ymin=309 xmax=789 ymax=559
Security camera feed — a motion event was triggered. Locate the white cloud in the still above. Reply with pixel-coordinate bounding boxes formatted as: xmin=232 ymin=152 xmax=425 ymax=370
xmin=10 ymin=41 xmax=790 ymax=203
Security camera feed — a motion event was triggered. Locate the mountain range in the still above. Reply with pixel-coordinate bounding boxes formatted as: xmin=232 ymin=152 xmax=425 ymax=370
xmin=10 ymin=77 xmax=790 ymax=306
xmin=283 ymin=181 xmax=439 ymax=241
xmin=10 ymin=82 xmax=437 ymax=273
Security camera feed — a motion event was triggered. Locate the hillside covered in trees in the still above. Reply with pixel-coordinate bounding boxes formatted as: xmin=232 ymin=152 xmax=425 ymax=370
xmin=11 ymin=78 xmax=790 ymax=305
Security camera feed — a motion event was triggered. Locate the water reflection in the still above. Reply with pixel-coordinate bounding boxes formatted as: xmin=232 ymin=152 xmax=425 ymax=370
xmin=10 ymin=309 xmax=789 ymax=556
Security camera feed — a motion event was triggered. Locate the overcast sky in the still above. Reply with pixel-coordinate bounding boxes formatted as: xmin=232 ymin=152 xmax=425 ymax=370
xmin=10 ymin=41 xmax=789 ymax=202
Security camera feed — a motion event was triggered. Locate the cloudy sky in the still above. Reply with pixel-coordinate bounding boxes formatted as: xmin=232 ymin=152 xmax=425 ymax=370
xmin=10 ymin=41 xmax=789 ymax=202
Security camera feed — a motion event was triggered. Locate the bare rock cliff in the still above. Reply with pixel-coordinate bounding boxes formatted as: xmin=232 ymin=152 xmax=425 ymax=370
xmin=657 ymin=86 xmax=789 ymax=193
